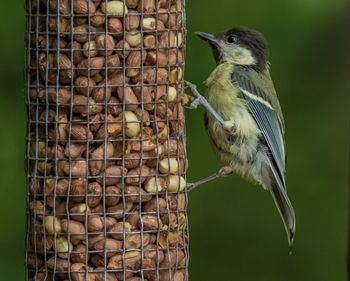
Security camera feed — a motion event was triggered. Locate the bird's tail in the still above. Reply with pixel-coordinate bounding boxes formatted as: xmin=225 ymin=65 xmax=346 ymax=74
xmin=270 ymin=181 xmax=296 ymax=247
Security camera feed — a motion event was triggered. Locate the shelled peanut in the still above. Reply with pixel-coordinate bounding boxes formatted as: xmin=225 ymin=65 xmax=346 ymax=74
xmin=26 ymin=0 xmax=188 ymax=280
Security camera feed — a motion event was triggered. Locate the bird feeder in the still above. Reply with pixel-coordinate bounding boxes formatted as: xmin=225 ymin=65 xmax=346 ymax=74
xmin=25 ymin=0 xmax=188 ymax=280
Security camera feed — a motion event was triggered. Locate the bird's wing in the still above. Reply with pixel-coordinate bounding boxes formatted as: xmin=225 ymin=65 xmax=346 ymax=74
xmin=232 ymin=67 xmax=295 ymax=245
xmin=232 ymin=67 xmax=286 ymax=187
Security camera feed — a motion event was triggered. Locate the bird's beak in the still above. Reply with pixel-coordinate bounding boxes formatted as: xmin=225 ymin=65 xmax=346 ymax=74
xmin=195 ymin=32 xmax=216 ymax=43
xmin=196 ymin=32 xmax=221 ymax=63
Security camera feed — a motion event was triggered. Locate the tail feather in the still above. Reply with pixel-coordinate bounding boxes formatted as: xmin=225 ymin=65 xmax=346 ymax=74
xmin=270 ymin=181 xmax=296 ymax=247
xmin=265 ymin=157 xmax=296 ymax=247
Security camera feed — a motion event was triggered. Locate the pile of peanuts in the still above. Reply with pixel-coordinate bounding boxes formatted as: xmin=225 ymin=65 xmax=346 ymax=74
xmin=26 ymin=0 xmax=188 ymax=280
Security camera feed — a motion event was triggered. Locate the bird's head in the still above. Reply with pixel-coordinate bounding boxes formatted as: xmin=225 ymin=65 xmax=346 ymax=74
xmin=196 ymin=27 xmax=269 ymax=72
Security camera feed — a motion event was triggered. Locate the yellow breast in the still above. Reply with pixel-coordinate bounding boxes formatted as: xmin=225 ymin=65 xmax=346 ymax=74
xmin=205 ymin=63 xmax=239 ymax=120
xmin=205 ymin=63 xmax=258 ymax=137
xmin=204 ymin=62 xmax=260 ymax=165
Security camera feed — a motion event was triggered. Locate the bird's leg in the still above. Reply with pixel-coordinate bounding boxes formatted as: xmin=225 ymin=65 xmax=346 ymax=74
xmin=187 ymin=166 xmax=233 ymax=191
xmin=185 ymin=81 xmax=235 ymax=134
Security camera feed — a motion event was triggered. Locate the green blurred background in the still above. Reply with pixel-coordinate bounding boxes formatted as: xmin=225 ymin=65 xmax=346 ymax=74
xmin=0 ymin=0 xmax=349 ymax=280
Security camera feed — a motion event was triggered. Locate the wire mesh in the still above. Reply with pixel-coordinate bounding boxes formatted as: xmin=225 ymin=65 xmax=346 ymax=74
xmin=25 ymin=0 xmax=188 ymax=280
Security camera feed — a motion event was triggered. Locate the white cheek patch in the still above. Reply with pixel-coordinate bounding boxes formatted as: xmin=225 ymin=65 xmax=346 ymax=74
xmin=233 ymin=46 xmax=256 ymax=65
xmin=221 ymin=43 xmax=256 ymax=66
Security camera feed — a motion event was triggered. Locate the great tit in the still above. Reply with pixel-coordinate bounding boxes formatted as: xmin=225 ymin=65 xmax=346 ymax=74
xmin=186 ymin=27 xmax=296 ymax=246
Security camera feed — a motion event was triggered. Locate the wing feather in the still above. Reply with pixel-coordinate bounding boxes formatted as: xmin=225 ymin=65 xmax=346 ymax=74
xmin=232 ymin=67 xmax=286 ymax=187
xmin=232 ymin=67 xmax=295 ymax=244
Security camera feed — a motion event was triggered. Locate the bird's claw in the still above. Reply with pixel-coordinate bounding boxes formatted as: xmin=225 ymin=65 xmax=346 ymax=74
xmin=185 ymin=81 xmax=205 ymax=110
xmin=187 ymin=96 xmax=202 ymax=109
xmin=185 ymin=81 xmax=201 ymax=98
xmin=186 ymin=182 xmax=196 ymax=191
xmin=185 ymin=80 xmax=197 ymax=90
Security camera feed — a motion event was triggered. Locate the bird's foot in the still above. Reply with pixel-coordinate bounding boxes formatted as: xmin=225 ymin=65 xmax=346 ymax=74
xmin=185 ymin=81 xmax=200 ymax=97
xmin=187 ymin=96 xmax=204 ymax=109
xmin=185 ymin=81 xmax=204 ymax=109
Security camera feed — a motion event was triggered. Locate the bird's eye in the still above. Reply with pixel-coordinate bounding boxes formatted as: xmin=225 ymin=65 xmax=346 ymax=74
xmin=227 ymin=35 xmax=238 ymax=43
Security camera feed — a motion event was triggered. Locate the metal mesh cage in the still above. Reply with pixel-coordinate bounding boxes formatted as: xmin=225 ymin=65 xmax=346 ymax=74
xmin=25 ymin=0 xmax=188 ymax=280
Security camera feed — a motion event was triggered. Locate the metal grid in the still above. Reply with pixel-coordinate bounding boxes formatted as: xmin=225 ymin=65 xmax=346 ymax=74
xmin=25 ymin=0 xmax=188 ymax=280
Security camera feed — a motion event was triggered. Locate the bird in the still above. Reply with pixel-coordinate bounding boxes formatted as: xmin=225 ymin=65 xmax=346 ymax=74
xmin=186 ymin=27 xmax=296 ymax=246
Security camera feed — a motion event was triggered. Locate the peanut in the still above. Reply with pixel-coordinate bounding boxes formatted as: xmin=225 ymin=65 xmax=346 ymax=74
xmin=102 ymin=1 xmax=128 ymax=16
